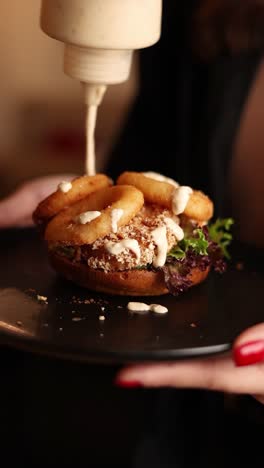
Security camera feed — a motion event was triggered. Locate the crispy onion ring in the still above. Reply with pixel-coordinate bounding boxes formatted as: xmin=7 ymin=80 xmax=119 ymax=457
xmin=117 ymin=171 xmax=213 ymax=221
xmin=45 ymin=185 xmax=144 ymax=245
xmin=33 ymin=174 xmax=112 ymax=225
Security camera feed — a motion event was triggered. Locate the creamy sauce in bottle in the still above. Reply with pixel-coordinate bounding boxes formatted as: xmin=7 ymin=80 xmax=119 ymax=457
xmin=41 ymin=1 xmax=162 ymax=176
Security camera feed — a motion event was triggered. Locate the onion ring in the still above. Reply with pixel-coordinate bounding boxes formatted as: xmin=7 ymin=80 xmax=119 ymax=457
xmin=45 ymin=185 xmax=144 ymax=245
xmin=33 ymin=174 xmax=112 ymax=225
xmin=117 ymin=172 xmax=213 ymax=221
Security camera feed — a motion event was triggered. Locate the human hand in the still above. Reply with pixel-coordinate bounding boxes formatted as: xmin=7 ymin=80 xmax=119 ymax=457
xmin=0 ymin=174 xmax=76 ymax=229
xmin=116 ymin=323 xmax=264 ymax=405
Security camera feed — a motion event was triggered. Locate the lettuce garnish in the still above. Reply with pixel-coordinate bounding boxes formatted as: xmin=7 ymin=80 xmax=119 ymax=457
xmin=167 ymin=229 xmax=209 ymax=260
xmin=207 ymin=218 xmax=234 ymax=259
xmin=167 ymin=218 xmax=234 ymax=261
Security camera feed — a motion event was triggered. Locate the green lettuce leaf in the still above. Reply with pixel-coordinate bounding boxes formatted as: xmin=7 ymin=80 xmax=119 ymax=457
xmin=133 ymin=264 xmax=152 ymax=271
xmin=167 ymin=218 xmax=234 ymax=261
xmin=208 ymin=218 xmax=234 ymax=259
xmin=167 ymin=228 xmax=209 ymax=260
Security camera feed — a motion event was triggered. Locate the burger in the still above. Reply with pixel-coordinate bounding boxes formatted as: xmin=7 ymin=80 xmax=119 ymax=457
xmin=33 ymin=171 xmax=233 ymax=296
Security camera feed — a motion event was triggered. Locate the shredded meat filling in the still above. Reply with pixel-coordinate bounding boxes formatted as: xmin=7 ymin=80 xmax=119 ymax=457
xmin=50 ymin=205 xmax=193 ymax=272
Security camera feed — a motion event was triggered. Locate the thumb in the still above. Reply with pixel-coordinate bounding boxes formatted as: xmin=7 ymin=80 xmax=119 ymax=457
xmin=0 ymin=174 xmax=76 ymax=228
xmin=233 ymin=323 xmax=264 ymax=404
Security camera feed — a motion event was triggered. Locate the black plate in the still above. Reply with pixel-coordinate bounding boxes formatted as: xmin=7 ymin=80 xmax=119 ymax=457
xmin=0 ymin=228 xmax=263 ymax=363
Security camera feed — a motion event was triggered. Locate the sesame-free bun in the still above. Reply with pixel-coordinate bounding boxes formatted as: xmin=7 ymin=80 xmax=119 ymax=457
xmin=49 ymin=251 xmax=210 ymax=296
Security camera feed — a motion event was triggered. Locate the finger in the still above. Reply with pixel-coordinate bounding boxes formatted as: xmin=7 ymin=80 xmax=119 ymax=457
xmin=0 ymin=174 xmax=76 ymax=228
xmin=25 ymin=174 xmax=77 ymax=201
xmin=116 ymin=354 xmax=264 ymax=395
xmin=0 ymin=190 xmax=35 ymax=227
xmin=233 ymin=323 xmax=264 ymax=367
xmin=234 ymin=323 xmax=264 ymax=348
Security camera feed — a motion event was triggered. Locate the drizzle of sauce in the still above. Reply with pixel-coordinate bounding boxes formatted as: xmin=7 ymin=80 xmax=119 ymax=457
xmin=58 ymin=181 xmax=72 ymax=193
xmin=150 ymin=304 xmax=168 ymax=314
xmin=127 ymin=302 xmax=150 ymax=312
xmin=127 ymin=302 xmax=168 ymax=314
xmin=143 ymin=171 xmax=179 ymax=187
xmin=76 ymin=211 xmax=101 ymax=224
xmin=151 ymin=226 xmax=168 ymax=268
xmin=111 ymin=209 xmax=123 ymax=233
xmin=85 ymin=105 xmax=97 ymax=176
xmin=85 ymin=85 xmax=106 ymax=175
xmin=164 ymin=217 xmax=184 ymax=241
xmin=105 ymin=239 xmax=141 ymax=261
xmin=171 ymin=186 xmax=193 ymax=215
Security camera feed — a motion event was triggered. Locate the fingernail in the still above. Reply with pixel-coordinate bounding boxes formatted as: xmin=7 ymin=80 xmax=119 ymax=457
xmin=233 ymin=340 xmax=264 ymax=366
xmin=115 ymin=379 xmax=142 ymax=389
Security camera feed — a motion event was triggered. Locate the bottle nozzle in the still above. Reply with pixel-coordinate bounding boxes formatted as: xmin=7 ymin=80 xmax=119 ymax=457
xmin=64 ymin=44 xmax=133 ymax=86
xmin=83 ymin=83 xmax=107 ymax=106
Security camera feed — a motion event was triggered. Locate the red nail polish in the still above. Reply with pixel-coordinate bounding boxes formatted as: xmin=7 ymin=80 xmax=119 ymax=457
xmin=115 ymin=379 xmax=142 ymax=389
xmin=233 ymin=340 xmax=264 ymax=366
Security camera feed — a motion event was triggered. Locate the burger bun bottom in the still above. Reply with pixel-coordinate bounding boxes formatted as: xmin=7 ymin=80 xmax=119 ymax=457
xmin=49 ymin=252 xmax=210 ymax=296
